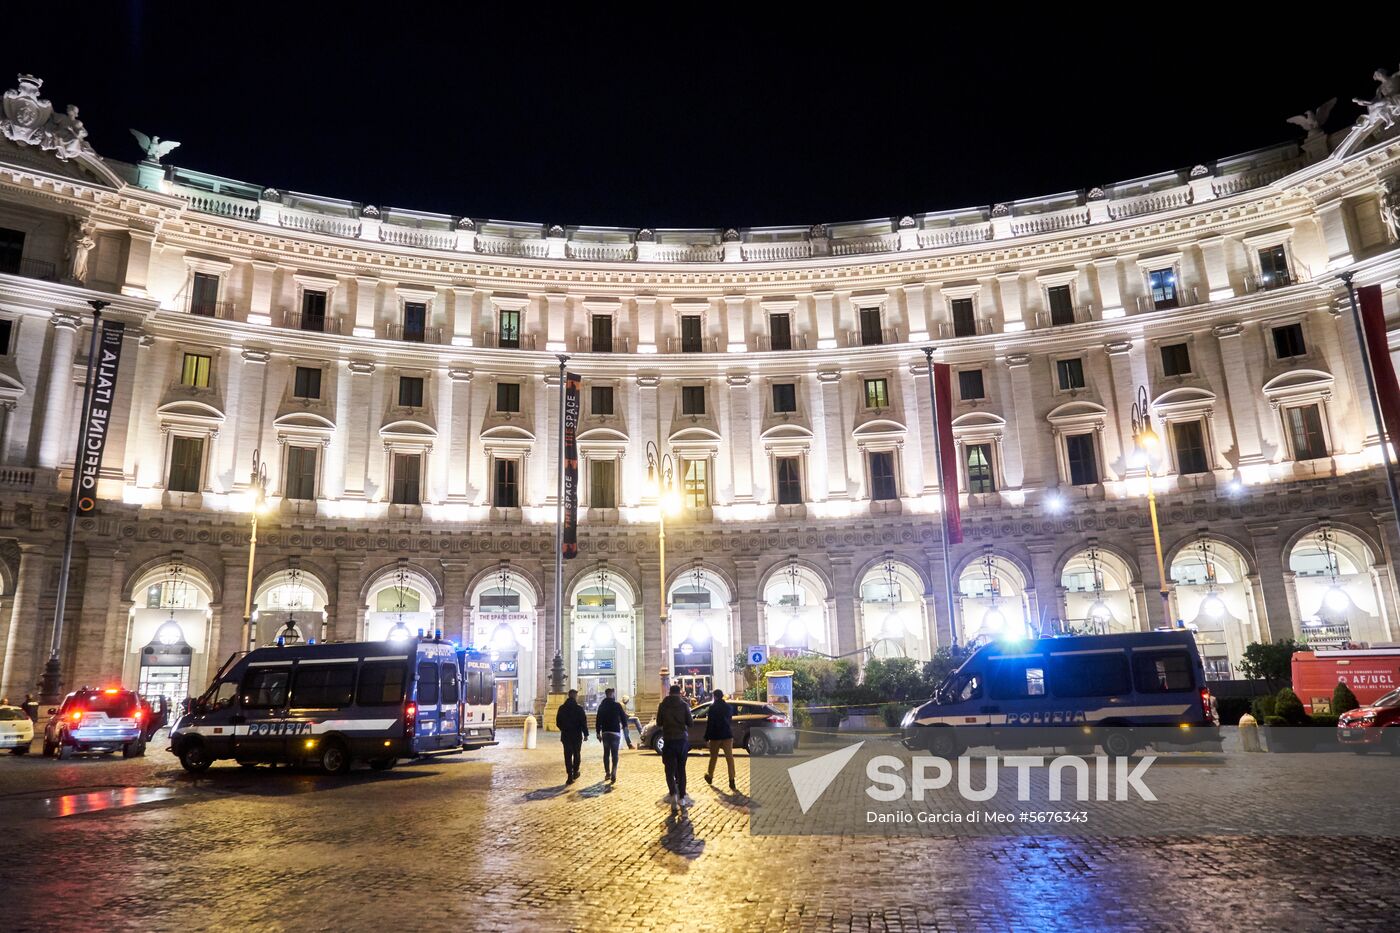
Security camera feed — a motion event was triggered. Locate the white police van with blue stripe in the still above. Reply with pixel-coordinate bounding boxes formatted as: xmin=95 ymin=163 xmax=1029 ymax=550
xmin=901 ymin=630 xmax=1220 ymax=757
xmin=170 ymin=634 xmax=494 ymax=774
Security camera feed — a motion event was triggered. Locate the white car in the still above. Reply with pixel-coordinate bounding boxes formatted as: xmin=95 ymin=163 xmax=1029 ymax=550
xmin=0 ymin=706 xmax=34 ymax=754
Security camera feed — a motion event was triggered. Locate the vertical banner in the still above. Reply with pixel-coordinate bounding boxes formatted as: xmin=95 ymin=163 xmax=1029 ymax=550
xmin=932 ymin=362 xmax=963 ymax=544
xmin=76 ymin=320 xmax=125 ymax=513
xmin=561 ymin=371 xmax=581 ymax=558
xmin=1358 ymin=284 xmax=1400 ymax=449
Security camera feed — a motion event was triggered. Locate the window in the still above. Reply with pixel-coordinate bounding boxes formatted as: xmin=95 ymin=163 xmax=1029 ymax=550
xmin=190 ymin=272 xmax=220 ymax=316
xmin=416 ymin=662 xmax=440 ymax=705
xmin=293 ymin=366 xmax=322 ymax=400
xmin=180 ymin=353 xmax=211 ymax=388
xmin=167 ymin=436 xmax=205 ymax=492
xmin=958 ymin=370 xmax=985 ymax=401
xmin=591 ymin=385 xmax=614 ymax=416
xmin=1047 ymin=285 xmax=1075 ymax=326
xmin=300 ymin=290 xmax=327 ymax=332
xmin=496 ymin=382 xmax=521 ymax=413
xmin=681 ymin=385 xmax=706 ymax=415
xmin=590 ymin=459 xmax=616 ymax=509
xmin=1286 ymin=404 xmax=1328 ymax=461
xmin=965 ymin=443 xmax=995 ymax=494
xmin=681 ymin=314 xmax=703 ymax=353
xmin=864 ymin=378 xmax=890 ymax=409
xmin=1160 ymin=343 xmax=1191 ymax=377
xmin=440 ymin=664 xmax=460 ymax=705
xmin=391 ymin=453 xmax=421 ymax=505
xmin=776 ymin=457 xmax=803 ymax=504
xmin=1172 ymin=420 xmax=1210 ymax=475
xmin=869 ymin=451 xmax=897 ymax=500
xmin=240 ymin=667 xmax=291 ymax=708
xmin=398 ymin=376 xmax=424 ymax=408
xmin=493 ymin=458 xmax=520 ymax=508
xmin=1065 ymin=433 xmax=1099 ymax=486
xmin=498 ymin=308 xmax=521 ymax=349
xmin=859 ymin=306 xmax=883 ymax=345
xmin=772 ymin=383 xmax=797 ymax=413
xmin=357 ymin=661 xmax=408 ymax=706
xmin=1049 ymin=652 xmax=1130 ymax=698
xmin=769 ymin=313 xmax=792 ymax=351
xmin=291 ymin=664 xmax=356 ymax=708
xmin=1148 ymin=268 xmax=1178 ymax=309
xmin=0 ymin=318 xmax=12 ymax=355
xmin=950 ymin=297 xmax=977 ymax=338
xmin=1056 ymin=358 xmax=1085 ymax=391
xmin=590 ymin=314 xmax=613 ymax=353
xmin=989 ymin=659 xmax=1047 ymax=699
xmin=402 ymin=302 xmax=427 ymax=342
xmin=0 ymin=227 xmax=23 ymax=275
xmin=1273 ymin=323 xmax=1306 ymax=359
xmin=285 ymin=446 xmax=318 ymax=500
xmin=1132 ymin=650 xmax=1195 ymax=693
xmin=682 ymin=458 xmax=708 ymax=509
xmin=1258 ymin=245 xmax=1292 ymax=288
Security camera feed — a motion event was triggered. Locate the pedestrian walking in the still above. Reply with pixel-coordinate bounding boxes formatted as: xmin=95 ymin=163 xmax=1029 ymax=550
xmin=702 ymin=688 xmax=737 ymax=792
xmin=555 ymin=688 xmax=589 ymax=784
xmin=656 ymin=684 xmax=693 ymax=810
xmin=22 ymin=694 xmax=38 ymax=723
xmin=594 ymin=687 xmax=633 ymax=784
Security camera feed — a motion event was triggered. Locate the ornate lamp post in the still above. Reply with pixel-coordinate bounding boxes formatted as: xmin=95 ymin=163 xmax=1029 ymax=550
xmin=1130 ymin=386 xmax=1173 ymax=628
xmin=645 ymin=440 xmax=680 ymax=694
xmin=240 ymin=448 xmax=269 ymax=651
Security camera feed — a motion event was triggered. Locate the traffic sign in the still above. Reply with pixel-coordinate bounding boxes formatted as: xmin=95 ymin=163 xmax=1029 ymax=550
xmin=747 ymin=645 xmax=768 ymax=666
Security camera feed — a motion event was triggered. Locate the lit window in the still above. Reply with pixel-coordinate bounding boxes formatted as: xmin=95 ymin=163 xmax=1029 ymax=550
xmin=965 ymin=444 xmax=995 ymax=493
xmin=864 ymin=378 xmax=890 ymax=409
xmin=1148 ymin=269 xmax=1178 ymax=309
xmin=180 ymin=353 xmax=211 ymax=388
xmin=682 ymin=459 xmax=709 ymax=509
xmin=590 ymin=459 xmax=616 ymax=509
xmin=498 ymin=308 xmax=521 ymax=348
xmin=1258 ymin=245 xmax=1292 ymax=288
xmin=1056 ymin=358 xmax=1085 ymax=391
xmin=1286 ymin=404 xmax=1328 ymax=461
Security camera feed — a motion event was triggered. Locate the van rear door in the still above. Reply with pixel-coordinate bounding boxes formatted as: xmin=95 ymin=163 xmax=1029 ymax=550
xmin=438 ymin=661 xmax=461 ymax=749
xmin=414 ymin=659 xmax=443 ymax=750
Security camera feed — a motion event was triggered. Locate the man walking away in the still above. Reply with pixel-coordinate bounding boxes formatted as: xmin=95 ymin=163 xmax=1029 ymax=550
xmin=556 ymin=689 xmax=589 ymax=784
xmin=657 ymin=684 xmax=693 ymax=810
xmin=594 ymin=687 xmax=632 ymax=783
xmin=702 ymin=688 xmax=738 ymax=792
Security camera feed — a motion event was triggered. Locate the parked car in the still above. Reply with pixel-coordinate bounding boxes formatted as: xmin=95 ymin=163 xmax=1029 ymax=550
xmin=0 ymin=705 xmax=34 ymax=754
xmin=43 ymin=687 xmax=147 ymax=759
xmin=1338 ymin=686 xmax=1400 ymax=753
xmin=640 ymin=699 xmax=796 ymax=756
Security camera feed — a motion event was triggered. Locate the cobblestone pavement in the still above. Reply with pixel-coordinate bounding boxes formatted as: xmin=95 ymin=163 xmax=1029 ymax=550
xmin=1 ymin=730 xmax=1396 ymax=932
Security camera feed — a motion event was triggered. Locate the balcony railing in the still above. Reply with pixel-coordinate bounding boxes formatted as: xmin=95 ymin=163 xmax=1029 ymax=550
xmin=667 ymin=335 xmax=720 ymax=353
xmin=757 ymin=333 xmax=810 ymax=351
xmin=283 ymin=310 xmax=341 ymax=334
xmin=0 ymin=257 xmax=58 ymax=281
xmin=847 ymin=326 xmax=902 ymax=347
xmin=577 ymin=335 xmax=629 ymax=353
xmin=186 ymin=298 xmax=236 ymax=319
xmin=938 ymin=319 xmax=994 ymax=338
xmin=1135 ymin=286 xmax=1201 ymax=313
xmin=1035 ymin=304 xmax=1094 ymax=328
xmin=388 ymin=323 xmax=443 ymax=344
xmin=0 ymin=467 xmax=35 ymax=489
xmin=480 ymin=331 xmax=537 ymax=350
xmin=1251 ymin=271 xmax=1295 ymax=292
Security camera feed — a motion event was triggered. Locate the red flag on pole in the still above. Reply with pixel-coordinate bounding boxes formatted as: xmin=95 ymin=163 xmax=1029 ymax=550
xmin=932 ymin=363 xmax=963 ymax=544
xmin=1358 ymin=284 xmax=1400 ymax=450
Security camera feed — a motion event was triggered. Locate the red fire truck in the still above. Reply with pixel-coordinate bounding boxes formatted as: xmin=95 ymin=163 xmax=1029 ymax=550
xmin=1291 ymin=648 xmax=1400 ymax=713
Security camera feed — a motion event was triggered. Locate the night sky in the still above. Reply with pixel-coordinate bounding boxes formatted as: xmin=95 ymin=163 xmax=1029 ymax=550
xmin=12 ymin=5 xmax=1399 ymax=228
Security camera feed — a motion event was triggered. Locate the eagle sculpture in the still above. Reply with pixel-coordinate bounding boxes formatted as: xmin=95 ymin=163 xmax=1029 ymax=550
xmin=129 ymin=128 xmax=181 ymax=164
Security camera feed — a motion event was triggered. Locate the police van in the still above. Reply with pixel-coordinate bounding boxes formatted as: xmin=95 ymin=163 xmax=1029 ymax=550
xmin=901 ymin=630 xmax=1220 ymax=757
xmin=170 ymin=635 xmax=495 ymax=774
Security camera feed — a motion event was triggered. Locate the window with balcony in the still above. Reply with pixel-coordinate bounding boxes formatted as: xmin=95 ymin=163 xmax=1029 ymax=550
xmin=1047 ymin=285 xmax=1075 ymax=326
xmin=398 ymin=376 xmax=424 ymax=408
xmin=682 ymin=458 xmax=709 ymax=509
xmin=167 ymin=436 xmax=205 ymax=493
xmin=776 ymin=457 xmax=803 ymax=504
xmin=864 ymin=378 xmax=890 ymax=409
xmin=868 ymin=451 xmax=898 ymax=501
xmin=293 ymin=366 xmax=322 ymax=400
xmin=590 ymin=459 xmax=616 ymax=509
xmin=964 ymin=443 xmax=995 ymax=494
xmin=300 ymin=290 xmax=327 ymax=332
xmin=1148 ymin=268 xmax=1178 ymax=309
xmin=1258 ymin=245 xmax=1292 ymax=289
xmin=285 ymin=446 xmax=318 ymax=500
xmin=772 ymin=382 xmax=797 ymax=413
xmin=496 ymin=382 xmax=521 ymax=413
xmin=681 ymin=385 xmax=706 ymax=415
xmin=499 ymin=308 xmax=521 ymax=349
xmin=0 ymin=318 xmax=12 ymax=355
xmin=680 ymin=315 xmax=703 ymax=353
xmin=590 ymin=314 xmax=613 ymax=353
xmin=493 ymin=457 xmax=520 ymax=507
xmin=1065 ymin=433 xmax=1099 ymax=486
xmin=391 ymin=453 xmax=421 ymax=505
xmin=402 ymin=302 xmax=427 ymax=342
xmin=190 ymin=272 xmax=220 ymax=316
xmin=591 ymin=385 xmax=614 ymax=416
xmin=1272 ymin=323 xmax=1306 ymax=359
xmin=1055 ymin=358 xmax=1085 ymax=391
xmin=1160 ymin=343 xmax=1191 ymax=377
xmin=951 ymin=297 xmax=977 ymax=338
xmin=769 ymin=313 xmax=792 ymax=351
xmin=180 ymin=353 xmax=211 ymax=388
xmin=958 ymin=370 xmax=985 ymax=401
xmin=1286 ymin=404 xmax=1328 ymax=461
xmin=859 ymin=306 xmax=884 ymax=345
xmin=1172 ymin=420 xmax=1210 ymax=475
xmin=0 ymin=227 xmax=22 ymax=275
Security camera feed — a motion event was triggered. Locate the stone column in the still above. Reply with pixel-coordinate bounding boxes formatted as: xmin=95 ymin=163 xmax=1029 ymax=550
xmin=1247 ymin=524 xmax=1300 ymax=642
xmin=1092 ymin=258 xmax=1125 ymax=318
xmin=447 ymin=369 xmax=474 ymax=500
xmin=121 ymin=229 xmax=156 ymax=298
xmin=0 ymin=400 xmax=16 ymax=465
xmin=1134 ymin=532 xmax=1170 ymax=631
xmin=727 ymin=373 xmax=754 ymax=501
xmin=996 ymin=272 xmax=1026 ymax=331
xmin=1212 ymin=323 xmax=1266 ymax=466
xmin=903 ymin=282 xmax=931 ymax=342
xmin=332 ymin=558 xmax=365 ymax=643
xmin=220 ymin=550 xmax=250 ymax=656
xmin=0 ymin=543 xmax=47 ymax=700
xmin=37 ymin=313 xmax=81 ymax=469
xmin=1002 ymin=354 xmax=1038 ymax=489
xmin=450 ymin=286 xmax=475 ymax=347
xmin=1027 ymin=542 xmax=1060 ymax=635
xmin=341 ymin=361 xmax=376 ymax=499
xmin=829 ymin=556 xmax=858 ymax=655
xmin=1197 ymin=236 xmax=1235 ymax=301
xmin=1104 ymin=340 xmax=1140 ymax=480
xmin=724 ymin=295 xmax=747 ymax=353
xmin=1312 ymin=199 xmax=1355 ymax=271
xmin=441 ymin=561 xmax=470 ymax=644
xmin=71 ymin=546 xmax=117 ymax=687
xmin=817 ymin=370 xmax=847 ymax=498
xmin=247 ymin=260 xmax=278 ymax=326
xmin=734 ymin=557 xmax=761 ymax=650
xmin=352 ymin=276 xmax=378 ymax=338
xmin=544 ymin=293 xmax=568 ymax=352
xmin=233 ymin=348 xmax=270 ymax=488
xmin=634 ymin=553 xmax=662 ymax=720
xmin=635 ymin=297 xmax=659 ymax=354
xmin=813 ymin=292 xmax=837 ymax=349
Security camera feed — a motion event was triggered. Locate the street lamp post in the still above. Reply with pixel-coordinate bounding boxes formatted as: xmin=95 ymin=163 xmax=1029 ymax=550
xmin=240 ymin=448 xmax=269 ymax=652
xmin=645 ymin=440 xmax=679 ymax=695
xmin=1130 ymin=385 xmax=1173 ymax=628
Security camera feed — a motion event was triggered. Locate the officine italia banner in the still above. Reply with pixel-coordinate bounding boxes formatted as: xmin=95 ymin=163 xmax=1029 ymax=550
xmin=562 ymin=371 xmax=581 ymax=558
xmin=76 ymin=320 xmax=125 ymax=513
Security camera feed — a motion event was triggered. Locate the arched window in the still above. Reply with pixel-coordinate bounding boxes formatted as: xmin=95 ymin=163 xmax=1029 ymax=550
xmin=956 ymin=554 xmax=1030 ymax=644
xmin=762 ymin=563 xmax=830 ymax=652
xmin=860 ymin=560 xmax=932 ymax=660
xmin=1060 ymin=547 xmax=1136 ymax=636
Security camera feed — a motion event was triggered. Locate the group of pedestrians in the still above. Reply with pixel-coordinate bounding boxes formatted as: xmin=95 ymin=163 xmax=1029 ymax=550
xmin=557 ymin=683 xmax=739 ymax=813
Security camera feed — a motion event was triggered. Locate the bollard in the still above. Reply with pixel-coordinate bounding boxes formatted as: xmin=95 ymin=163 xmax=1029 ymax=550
xmin=523 ymin=714 xmax=538 ymax=750
xmin=1238 ymin=712 xmax=1262 ymax=752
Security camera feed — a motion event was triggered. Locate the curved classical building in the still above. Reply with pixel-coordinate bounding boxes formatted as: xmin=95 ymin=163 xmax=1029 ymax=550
xmin=1 ymin=72 xmax=1400 ymax=714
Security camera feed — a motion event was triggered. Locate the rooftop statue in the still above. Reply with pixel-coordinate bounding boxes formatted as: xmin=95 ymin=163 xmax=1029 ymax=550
xmin=1 ymin=74 xmax=95 ymax=161
xmin=129 ymin=129 xmax=181 ymax=164
xmin=1286 ymin=98 xmax=1336 ymax=134
xmin=1353 ymin=67 xmax=1400 ymax=130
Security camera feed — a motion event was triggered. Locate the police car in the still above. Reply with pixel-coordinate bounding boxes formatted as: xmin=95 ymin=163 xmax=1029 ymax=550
xmin=902 ymin=630 xmax=1220 ymax=757
xmin=170 ymin=634 xmax=494 ymax=774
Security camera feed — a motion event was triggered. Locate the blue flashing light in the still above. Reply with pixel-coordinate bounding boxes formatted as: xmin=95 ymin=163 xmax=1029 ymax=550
xmin=308 ymin=637 xmax=316 ymax=645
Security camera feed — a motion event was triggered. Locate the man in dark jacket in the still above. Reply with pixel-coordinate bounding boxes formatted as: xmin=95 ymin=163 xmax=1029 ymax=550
xmin=702 ymin=688 xmax=737 ymax=791
xmin=555 ymin=689 xmax=589 ymax=783
xmin=656 ymin=684 xmax=693 ymax=808
xmin=594 ymin=687 xmax=632 ymax=784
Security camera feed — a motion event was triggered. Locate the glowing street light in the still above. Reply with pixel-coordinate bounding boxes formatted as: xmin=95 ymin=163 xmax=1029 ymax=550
xmin=240 ymin=448 xmax=270 ymax=652
xmin=645 ymin=440 xmax=681 ymax=695
xmin=1131 ymin=386 xmax=1173 ymax=628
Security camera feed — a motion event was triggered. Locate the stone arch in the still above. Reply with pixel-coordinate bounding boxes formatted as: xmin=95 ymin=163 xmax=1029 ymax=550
xmin=755 ymin=555 xmax=835 ymax=600
xmin=857 ymin=556 xmax=937 ymax=660
xmin=758 ymin=558 xmax=834 ymax=651
xmin=952 ymin=547 xmax=1032 ymax=595
xmin=1051 ymin=540 xmax=1141 ymax=586
xmin=1163 ymin=529 xmax=1260 ymax=580
xmin=124 ymin=552 xmax=221 ymax=606
xmin=359 ymin=559 xmax=444 ymax=608
xmin=251 ymin=556 xmax=336 ymax=604
xmin=466 ymin=561 xmax=544 ymax=609
xmin=854 ymin=552 xmax=933 ymax=598
xmin=564 ymin=561 xmax=641 ymax=609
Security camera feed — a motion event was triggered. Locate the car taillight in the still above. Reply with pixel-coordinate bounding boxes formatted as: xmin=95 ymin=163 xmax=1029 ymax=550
xmin=766 ymin=715 xmax=789 ymax=726
xmin=134 ymin=709 xmax=144 ymax=722
xmin=1201 ymin=688 xmax=1218 ymax=725
xmin=404 ymin=702 xmax=418 ymax=736
xmin=70 ymin=710 xmax=83 ymax=722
